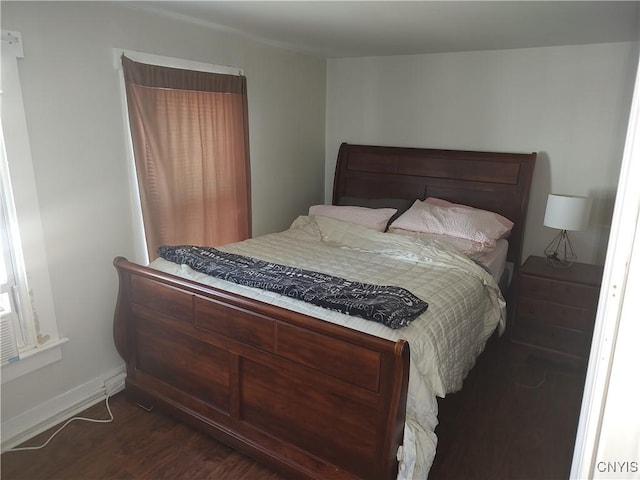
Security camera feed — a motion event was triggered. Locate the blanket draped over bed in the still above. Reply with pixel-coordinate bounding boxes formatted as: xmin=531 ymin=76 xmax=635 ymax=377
xmin=157 ymin=245 xmax=429 ymax=329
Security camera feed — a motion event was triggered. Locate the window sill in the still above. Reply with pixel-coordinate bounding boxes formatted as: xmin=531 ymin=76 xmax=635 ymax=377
xmin=1 ymin=337 xmax=69 ymax=384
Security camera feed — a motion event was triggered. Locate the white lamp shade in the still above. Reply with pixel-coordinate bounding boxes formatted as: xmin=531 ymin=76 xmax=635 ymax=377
xmin=543 ymin=194 xmax=592 ymax=231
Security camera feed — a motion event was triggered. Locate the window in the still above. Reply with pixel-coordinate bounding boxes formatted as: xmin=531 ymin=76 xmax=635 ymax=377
xmin=1 ymin=30 xmax=66 ymax=382
xmin=117 ymin=51 xmax=251 ymax=263
xmin=1 ymin=127 xmax=34 ymax=365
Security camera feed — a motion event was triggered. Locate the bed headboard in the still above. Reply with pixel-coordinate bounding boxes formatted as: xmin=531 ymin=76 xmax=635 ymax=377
xmin=332 ymin=143 xmax=536 ymax=267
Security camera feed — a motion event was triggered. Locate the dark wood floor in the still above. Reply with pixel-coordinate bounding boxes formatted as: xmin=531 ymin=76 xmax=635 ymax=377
xmin=429 ymin=335 xmax=586 ymax=479
xmin=1 ymin=335 xmax=585 ymax=480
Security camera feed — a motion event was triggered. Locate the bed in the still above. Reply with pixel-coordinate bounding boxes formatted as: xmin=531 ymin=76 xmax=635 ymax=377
xmin=113 ymin=143 xmax=536 ymax=479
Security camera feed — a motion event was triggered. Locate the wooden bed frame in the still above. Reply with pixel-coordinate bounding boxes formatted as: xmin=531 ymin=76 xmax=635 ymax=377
xmin=113 ymin=143 xmax=536 ymax=480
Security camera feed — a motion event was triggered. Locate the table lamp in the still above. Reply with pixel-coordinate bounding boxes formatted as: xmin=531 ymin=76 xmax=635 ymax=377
xmin=543 ymin=193 xmax=592 ymax=267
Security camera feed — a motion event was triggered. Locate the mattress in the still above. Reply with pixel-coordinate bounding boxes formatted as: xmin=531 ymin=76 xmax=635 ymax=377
xmin=150 ymin=215 xmax=505 ymax=479
xmin=471 ymin=238 xmax=509 ymax=282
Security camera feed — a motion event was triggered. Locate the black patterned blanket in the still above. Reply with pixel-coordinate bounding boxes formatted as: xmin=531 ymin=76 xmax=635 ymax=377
xmin=157 ymin=245 xmax=428 ymax=329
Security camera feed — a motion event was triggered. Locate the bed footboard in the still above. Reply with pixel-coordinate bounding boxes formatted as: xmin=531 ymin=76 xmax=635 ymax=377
xmin=113 ymin=257 xmax=410 ymax=480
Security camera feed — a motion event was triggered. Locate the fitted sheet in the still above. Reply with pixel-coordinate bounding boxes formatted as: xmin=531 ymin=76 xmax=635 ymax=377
xmin=150 ymin=216 xmax=505 ymax=478
xmin=471 ymin=238 xmax=509 ymax=282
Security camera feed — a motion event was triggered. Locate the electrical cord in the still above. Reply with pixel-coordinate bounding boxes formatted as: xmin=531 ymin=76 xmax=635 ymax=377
xmin=7 ymin=388 xmax=115 ymax=452
xmin=508 ymin=362 xmax=547 ymax=389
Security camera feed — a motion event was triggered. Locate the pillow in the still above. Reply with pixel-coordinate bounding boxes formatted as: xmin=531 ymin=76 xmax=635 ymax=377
xmin=424 ymin=197 xmax=513 ymax=234
xmin=309 ymin=204 xmax=397 ymax=232
xmin=337 ymin=196 xmax=413 ymax=228
xmin=389 ymin=228 xmax=494 ymax=254
xmin=389 ymin=199 xmax=512 ymax=247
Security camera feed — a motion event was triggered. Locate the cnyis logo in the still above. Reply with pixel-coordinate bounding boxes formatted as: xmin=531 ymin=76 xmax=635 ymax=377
xmin=596 ymin=461 xmax=639 ymax=474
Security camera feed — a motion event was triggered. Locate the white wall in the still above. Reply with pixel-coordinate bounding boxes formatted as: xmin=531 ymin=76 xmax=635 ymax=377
xmin=326 ymin=42 xmax=639 ymax=265
xmin=0 ymin=2 xmax=325 ymax=426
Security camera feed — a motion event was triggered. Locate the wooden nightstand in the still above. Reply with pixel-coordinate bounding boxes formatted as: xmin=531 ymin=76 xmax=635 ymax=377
xmin=511 ymin=255 xmax=603 ymax=366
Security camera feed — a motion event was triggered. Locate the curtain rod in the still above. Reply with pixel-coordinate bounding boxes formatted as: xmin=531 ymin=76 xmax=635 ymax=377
xmin=114 ymin=48 xmax=244 ymax=77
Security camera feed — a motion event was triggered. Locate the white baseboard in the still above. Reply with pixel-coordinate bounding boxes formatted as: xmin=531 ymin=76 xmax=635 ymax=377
xmin=1 ymin=364 xmax=126 ymax=452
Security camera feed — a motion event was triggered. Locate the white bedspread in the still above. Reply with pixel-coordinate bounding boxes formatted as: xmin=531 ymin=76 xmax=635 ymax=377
xmin=150 ymin=215 xmax=505 ymax=478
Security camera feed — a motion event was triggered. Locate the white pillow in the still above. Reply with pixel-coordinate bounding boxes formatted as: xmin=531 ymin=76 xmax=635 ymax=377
xmin=389 ymin=199 xmax=511 ymax=247
xmin=309 ymin=205 xmax=397 ymax=232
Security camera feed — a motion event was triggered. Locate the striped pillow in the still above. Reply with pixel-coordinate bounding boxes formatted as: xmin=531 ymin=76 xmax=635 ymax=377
xmin=389 ymin=199 xmax=512 ymax=247
xmin=424 ymin=197 xmax=513 ymax=233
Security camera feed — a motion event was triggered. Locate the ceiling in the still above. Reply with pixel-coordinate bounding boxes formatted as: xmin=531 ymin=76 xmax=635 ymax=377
xmin=129 ymin=1 xmax=640 ymax=58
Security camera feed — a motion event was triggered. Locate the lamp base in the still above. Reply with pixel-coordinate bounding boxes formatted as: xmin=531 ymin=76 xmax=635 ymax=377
xmin=544 ymin=230 xmax=577 ymax=268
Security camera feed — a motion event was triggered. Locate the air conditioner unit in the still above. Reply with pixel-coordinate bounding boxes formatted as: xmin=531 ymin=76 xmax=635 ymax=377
xmin=1 ymin=312 xmax=20 ymax=365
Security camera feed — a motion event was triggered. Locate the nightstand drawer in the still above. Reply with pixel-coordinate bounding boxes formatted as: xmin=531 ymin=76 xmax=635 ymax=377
xmin=512 ymin=318 xmax=592 ymax=358
xmin=517 ymin=297 xmax=596 ymax=333
xmin=519 ymin=275 xmax=599 ymax=309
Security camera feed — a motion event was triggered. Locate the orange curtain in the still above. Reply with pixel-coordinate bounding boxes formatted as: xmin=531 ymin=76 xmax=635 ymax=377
xmin=122 ymin=56 xmax=251 ymax=260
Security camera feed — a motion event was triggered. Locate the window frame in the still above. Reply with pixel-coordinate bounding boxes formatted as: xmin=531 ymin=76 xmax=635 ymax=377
xmin=113 ymin=48 xmax=245 ymax=264
xmin=1 ymin=30 xmax=67 ymax=383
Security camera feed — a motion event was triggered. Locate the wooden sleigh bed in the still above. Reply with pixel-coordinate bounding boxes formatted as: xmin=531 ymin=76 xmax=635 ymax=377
xmin=113 ymin=143 xmax=536 ymax=480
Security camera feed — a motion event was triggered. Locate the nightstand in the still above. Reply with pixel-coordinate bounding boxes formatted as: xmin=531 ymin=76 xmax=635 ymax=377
xmin=511 ymin=255 xmax=603 ymax=367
